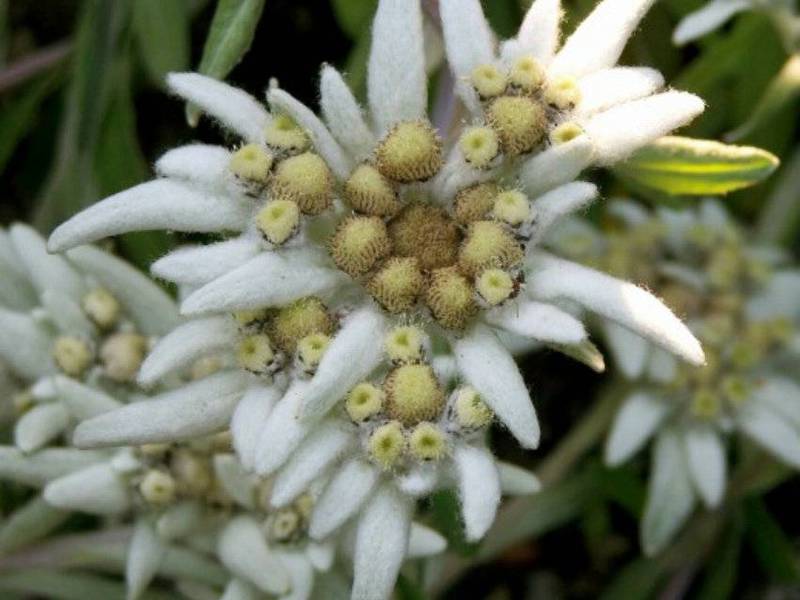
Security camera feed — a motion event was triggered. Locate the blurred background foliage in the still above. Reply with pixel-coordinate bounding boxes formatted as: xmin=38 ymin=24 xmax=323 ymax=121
xmin=0 ymin=0 xmax=798 ymax=598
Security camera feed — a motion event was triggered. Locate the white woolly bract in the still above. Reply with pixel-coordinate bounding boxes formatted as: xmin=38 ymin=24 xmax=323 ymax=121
xmin=44 ymin=463 xmax=131 ymax=515
xmin=577 ymin=67 xmax=665 ymax=117
xmin=310 ymin=458 xmax=379 ymax=540
xmin=673 ymin=0 xmax=749 ymax=45
xmin=737 ymin=399 xmax=800 ymax=469
xmin=484 ymin=299 xmax=588 ymax=345
xmin=407 ymin=523 xmax=447 ymax=558
xmin=151 ymin=237 xmax=261 ymax=288
xmin=154 ymin=143 xmax=232 ymax=187
xmin=54 ymin=376 xmax=122 ymax=420
xmin=497 ymin=462 xmax=541 ymax=496
xmin=0 ymin=446 xmax=105 ymax=487
xmin=0 ymin=308 xmax=55 ymax=379
xmin=605 ymin=391 xmax=671 ymax=466
xmin=254 ymin=381 xmax=314 ymax=476
xmin=455 ymin=444 xmax=501 ymax=541
xmin=231 ymin=384 xmax=280 ymax=471
xmin=218 ymin=516 xmax=291 ymax=595
xmin=15 ymin=403 xmax=69 ymax=453
xmin=529 ymin=181 xmax=598 ymax=243
xmin=519 ymin=136 xmax=594 ymax=198
xmin=319 ymin=65 xmax=376 ymax=161
xmin=127 ymin=519 xmax=167 ymax=600
xmin=276 ymin=550 xmax=315 ymax=600
xmin=602 ymin=321 xmax=650 ymax=379
xmin=10 ymin=224 xmax=85 ymax=301
xmin=514 ymin=0 xmax=561 ymax=63
xmin=683 ymin=426 xmax=726 ymax=508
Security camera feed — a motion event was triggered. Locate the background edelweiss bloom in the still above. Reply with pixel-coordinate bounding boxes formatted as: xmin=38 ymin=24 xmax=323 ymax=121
xmin=550 ymin=199 xmax=800 ymax=555
xmin=673 ymin=0 xmax=756 ymax=45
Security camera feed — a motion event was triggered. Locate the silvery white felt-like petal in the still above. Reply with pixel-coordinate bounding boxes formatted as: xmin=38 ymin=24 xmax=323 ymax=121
xmin=156 ymin=500 xmax=203 ymax=541
xmin=0 ymin=446 xmax=105 ymax=487
xmin=550 ymin=0 xmax=656 ymax=78
xmin=65 ymin=245 xmax=181 ymax=336
xmin=602 ymin=321 xmax=650 ymax=379
xmin=752 ymin=376 xmax=800 ymax=428
xmin=396 ymin=464 xmax=440 ymax=498
xmin=432 ymin=354 xmax=458 ymax=385
xmin=40 ymin=290 xmax=96 ymax=338
xmin=181 ymin=251 xmax=343 ymax=315
xmin=746 ymin=270 xmax=800 ymax=321
xmin=434 ymin=151 xmax=499 ymax=202
xmin=301 ymin=306 xmax=386 ymax=418
xmin=528 ymin=253 xmax=705 ymax=365
xmin=529 ymin=181 xmax=598 ymax=243
xmin=44 ymin=463 xmax=131 ymax=515
xmin=310 ymin=458 xmax=379 ymax=540
xmin=319 ymin=65 xmax=376 ymax=161
xmin=127 ymin=518 xmax=167 ymax=600
xmin=497 ymin=462 xmax=541 ymax=495
xmin=73 ymin=371 xmax=248 ymax=448
xmin=605 ymin=391 xmax=671 ymax=466
xmin=306 ymin=542 xmax=335 ymax=572
xmin=167 ymin=72 xmax=269 ymax=142
xmin=31 ymin=376 xmax=59 ymax=400
xmin=151 ymin=237 xmax=261 ymax=288
xmin=407 ymin=523 xmax=447 ymax=558
xmin=0 ymin=496 xmax=70 ymax=555
xmin=352 ymin=484 xmax=412 ymax=600
xmin=214 ymin=454 xmax=258 ymax=510
xmin=276 ymin=551 xmax=315 ymax=600
xmin=270 ymin=422 xmax=352 ymax=507
xmin=485 ymin=299 xmax=588 ymax=345
xmin=514 ymin=0 xmax=561 ymax=64
xmin=54 ymin=375 xmax=122 ymax=420
xmin=231 ymin=384 xmax=281 ymax=471
xmin=673 ymin=0 xmax=749 ymax=45
xmin=367 ymin=0 xmax=427 ymax=134
xmin=218 ymin=516 xmax=291 ymax=595
xmin=0 ymin=308 xmax=55 ymax=379
xmin=577 ymin=67 xmax=665 ymax=117
xmin=737 ymin=400 xmax=800 ymax=469
xmin=267 ymin=88 xmax=352 ymax=179
xmin=641 ymin=429 xmax=696 ymax=556
xmin=254 ymin=381 xmax=314 ymax=476
xmin=453 ymin=323 xmax=539 ymax=449
xmin=646 ymin=347 xmax=678 ymax=384
xmin=138 ymin=316 xmax=237 ymax=386
xmin=154 ymin=144 xmax=232 ymax=188
xmin=455 ymin=444 xmax=501 ymax=542
xmin=221 ymin=579 xmax=259 ymax=600
xmin=585 ymin=92 xmax=705 ymax=165
xmin=48 ymin=179 xmax=251 ymax=253
xmin=683 ymin=426 xmax=726 ymax=508
xmin=0 ymin=228 xmax=27 ymax=277
xmin=0 ymin=254 xmax=37 ymax=311
xmin=15 ymin=403 xmax=70 ymax=453
xmin=518 ymin=136 xmax=594 ymax=198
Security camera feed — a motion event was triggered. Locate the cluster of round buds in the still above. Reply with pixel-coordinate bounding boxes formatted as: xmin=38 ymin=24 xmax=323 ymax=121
xmin=233 ymin=297 xmax=336 ymax=378
xmin=343 ymin=327 xmax=494 ymax=471
xmin=227 ymin=115 xmax=335 ymax=247
xmin=263 ymin=493 xmax=314 ymax=545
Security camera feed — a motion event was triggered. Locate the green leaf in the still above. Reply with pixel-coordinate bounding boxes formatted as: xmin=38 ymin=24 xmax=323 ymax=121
xmin=599 ymin=558 xmax=664 ymax=600
xmin=615 ymin=136 xmax=780 ymax=196
xmin=429 ymin=489 xmax=478 ymax=557
xmin=697 ymin=513 xmax=743 ymax=600
xmin=480 ymin=0 xmax=519 ymax=38
xmin=397 ymin=573 xmax=431 ymax=600
xmin=331 ymin=0 xmax=376 ymax=39
xmin=744 ymin=497 xmax=800 ymax=583
xmin=132 ymin=0 xmax=190 ymax=85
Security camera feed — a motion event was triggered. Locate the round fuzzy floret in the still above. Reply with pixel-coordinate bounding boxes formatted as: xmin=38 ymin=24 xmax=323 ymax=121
xmin=388 ymin=204 xmax=461 ymax=271
xmin=330 ymin=216 xmax=392 ymax=277
xmin=270 ymin=152 xmax=333 ymax=215
xmin=375 ymin=121 xmax=443 ymax=183
xmin=384 ymin=364 xmax=444 ymax=426
xmin=485 ymin=95 xmax=547 ymax=156
xmin=425 ymin=267 xmax=477 ymax=330
xmin=344 ymin=163 xmax=401 ymax=217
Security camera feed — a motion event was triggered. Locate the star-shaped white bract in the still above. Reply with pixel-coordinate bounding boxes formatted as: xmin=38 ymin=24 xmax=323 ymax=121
xmin=673 ymin=0 xmax=755 ymax=45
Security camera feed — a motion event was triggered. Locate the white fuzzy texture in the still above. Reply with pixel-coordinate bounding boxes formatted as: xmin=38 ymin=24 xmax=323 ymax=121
xmin=181 ymin=251 xmax=342 ymax=315
xmin=40 ymin=290 xmax=96 ymax=338
xmin=10 ymin=224 xmax=85 ymax=300
xmin=167 ymin=72 xmax=269 ymax=142
xmin=396 ymin=464 xmax=439 ymax=498
xmin=737 ymin=400 xmax=800 ymax=469
xmin=218 ymin=516 xmax=291 ymax=595
xmin=641 ymin=429 xmax=696 ymax=556
xmin=352 ymin=484 xmax=412 ymax=600
xmin=54 ymin=376 xmax=122 ymax=420
xmin=528 ymin=253 xmax=705 ymax=365
xmin=267 ymin=88 xmax=352 ymax=179
xmin=156 ymin=501 xmax=203 ymax=541
xmin=605 ymin=391 xmax=671 ymax=466
xmin=44 ymin=463 xmax=131 ymax=515
xmin=48 ymin=179 xmax=251 ymax=253
xmin=455 ymin=445 xmax=501 ymax=541
xmin=15 ymin=403 xmax=69 ymax=453
xmin=585 ymin=91 xmax=705 ymax=165
xmin=485 ymin=299 xmax=587 ymax=345
xmin=214 ymin=454 xmax=258 ymax=510
xmin=515 ymin=0 xmax=561 ymax=63
xmin=154 ymin=144 xmax=232 ymax=187
xmin=276 ymin=551 xmax=315 ymax=600
xmin=577 ymin=67 xmax=665 ymax=117
xmin=0 ymin=251 xmax=37 ymax=310
xmin=753 ymin=377 xmax=800 ymax=428
xmin=453 ymin=323 xmax=539 ymax=449
xmin=519 ymin=136 xmax=594 ymax=198
xmin=151 ymin=237 xmax=261 ymax=288
xmin=683 ymin=426 xmax=726 ymax=508
xmin=254 ymin=381 xmax=313 ymax=476
xmin=301 ymin=306 xmax=386 ymax=418
xmin=310 ymin=458 xmax=379 ymax=540
xmin=0 ymin=308 xmax=55 ymax=379
xmin=497 ymin=462 xmax=541 ymax=495
xmin=73 ymin=371 xmax=247 ymax=448
xmin=0 ymin=446 xmax=105 ymax=487
xmin=66 ymin=245 xmax=180 ymax=335
xmin=602 ymin=321 xmax=650 ymax=379
xmin=270 ymin=422 xmax=352 ymax=507
xmin=127 ymin=519 xmax=167 ymax=600
xmin=319 ymin=65 xmax=376 ymax=161
xmin=138 ymin=316 xmax=237 ymax=386
xmin=221 ymin=579 xmax=259 ymax=600
xmin=367 ymin=0 xmax=427 ymax=134
xmin=550 ymin=0 xmax=656 ymax=78
xmin=530 ymin=181 xmax=598 ymax=243
xmin=673 ymin=0 xmax=749 ymax=45
xmin=231 ymin=384 xmax=280 ymax=471
xmin=407 ymin=524 xmax=447 ymax=558
xmin=305 ymin=541 xmax=335 ymax=571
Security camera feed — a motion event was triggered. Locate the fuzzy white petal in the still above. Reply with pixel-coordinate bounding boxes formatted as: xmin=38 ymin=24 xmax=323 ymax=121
xmin=585 ymin=91 xmax=705 ymax=165
xmin=0 ymin=254 xmax=37 ymax=310
xmin=15 ymin=403 xmax=70 ymax=453
xmin=156 ymin=500 xmax=203 ymax=541
xmin=683 ymin=426 xmax=726 ymax=508
xmin=530 ymin=181 xmax=598 ymax=242
xmin=602 ymin=321 xmax=650 ymax=379
xmin=605 ymin=391 xmax=671 ymax=466
xmin=673 ymin=0 xmax=749 ymax=45
xmin=512 ymin=0 xmax=561 ymax=64
xmin=455 ymin=444 xmax=501 ymax=541
xmin=752 ymin=376 xmax=800 ymax=428
xmin=0 ymin=308 xmax=55 ymax=379
xmin=453 ymin=323 xmax=539 ymax=449
xmin=310 ymin=458 xmax=379 ymax=540
xmin=127 ymin=519 xmax=167 ymax=600
xmin=352 ymin=484 xmax=412 ymax=600
xmin=577 ymin=67 xmax=665 ymax=117
xmin=221 ymin=579 xmax=259 ymax=600
xmin=151 ymin=237 xmax=261 ymax=288
xmin=214 ymin=454 xmax=258 ymax=510
xmin=319 ymin=65 xmax=376 ymax=161
xmin=497 ymin=462 xmax=541 ymax=496
xmin=518 ymin=136 xmax=594 ymax=197
xmin=528 ymin=253 xmax=705 ymax=365
xmin=73 ymin=371 xmax=248 ymax=448
xmin=0 ymin=446 xmax=105 ymax=487
xmin=396 ymin=464 xmax=440 ymax=498
xmin=550 ymin=0 xmax=656 ymax=78
xmin=641 ymin=429 xmax=696 ymax=556
xmin=54 ymin=375 xmax=122 ymax=420
xmin=301 ymin=306 xmax=386 ymax=418
xmin=267 ymin=88 xmax=352 ymax=180
xmin=231 ymin=384 xmax=280 ymax=471
xmin=737 ymin=400 xmax=800 ymax=469
xmin=138 ymin=316 xmax=237 ymax=386
xmin=167 ymin=72 xmax=268 ymax=142
xmin=218 ymin=516 xmax=291 ymax=595
xmin=10 ymin=224 xmax=85 ymax=300
xmin=254 ymin=381 xmax=313 ymax=476
xmin=276 ymin=551 xmax=315 ymax=600
xmin=485 ymin=299 xmax=588 ymax=345
xmin=40 ymin=290 xmax=95 ymax=338
xmin=367 ymin=0 xmax=427 ymax=134
xmin=154 ymin=143 xmax=232 ymax=187
xmin=44 ymin=463 xmax=131 ymax=515
xmin=306 ymin=541 xmax=335 ymax=571
xmin=48 ymin=179 xmax=251 ymax=253
xmin=407 ymin=523 xmax=447 ymax=558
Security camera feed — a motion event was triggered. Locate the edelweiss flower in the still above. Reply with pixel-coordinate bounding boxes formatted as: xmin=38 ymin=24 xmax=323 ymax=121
xmin=673 ymin=0 xmax=782 ymax=45
xmin=552 ymin=199 xmax=800 ymax=555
